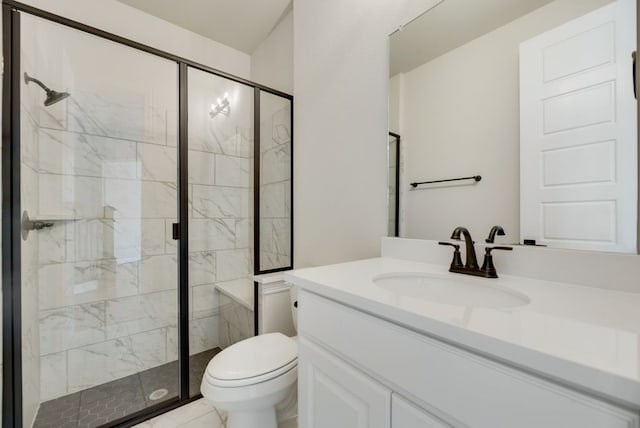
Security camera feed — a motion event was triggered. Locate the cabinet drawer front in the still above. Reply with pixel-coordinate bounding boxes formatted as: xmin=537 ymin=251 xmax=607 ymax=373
xmin=393 ymin=394 xmax=452 ymax=428
xmin=299 ymin=291 xmax=639 ymax=428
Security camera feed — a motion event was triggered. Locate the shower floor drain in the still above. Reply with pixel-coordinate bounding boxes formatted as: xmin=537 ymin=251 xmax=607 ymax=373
xmin=149 ymin=388 xmax=169 ymax=401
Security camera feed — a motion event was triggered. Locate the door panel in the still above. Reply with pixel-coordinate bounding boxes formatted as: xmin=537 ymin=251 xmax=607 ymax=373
xmin=520 ymin=0 xmax=637 ymax=252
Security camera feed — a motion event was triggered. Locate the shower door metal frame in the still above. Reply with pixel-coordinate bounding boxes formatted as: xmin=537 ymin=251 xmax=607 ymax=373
xmin=388 ymin=132 xmax=400 ymax=237
xmin=1 ymin=1 xmax=294 ymax=427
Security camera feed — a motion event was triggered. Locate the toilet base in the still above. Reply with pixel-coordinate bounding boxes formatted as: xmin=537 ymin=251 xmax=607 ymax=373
xmin=227 ymin=407 xmax=277 ymax=428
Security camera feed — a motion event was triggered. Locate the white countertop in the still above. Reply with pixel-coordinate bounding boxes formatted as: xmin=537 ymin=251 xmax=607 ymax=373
xmin=285 ymin=257 xmax=640 ymax=409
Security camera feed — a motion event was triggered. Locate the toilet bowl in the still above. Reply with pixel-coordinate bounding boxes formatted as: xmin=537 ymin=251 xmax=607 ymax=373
xmin=201 ymin=284 xmax=298 ymax=428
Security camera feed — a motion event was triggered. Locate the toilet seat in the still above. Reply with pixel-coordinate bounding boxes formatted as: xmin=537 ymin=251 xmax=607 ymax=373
xmin=206 ymin=359 xmax=297 ymax=387
xmin=204 ymin=333 xmax=297 ymax=388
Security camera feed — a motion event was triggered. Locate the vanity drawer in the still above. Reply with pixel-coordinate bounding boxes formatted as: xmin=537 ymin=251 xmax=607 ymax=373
xmin=299 ymin=290 xmax=639 ymax=428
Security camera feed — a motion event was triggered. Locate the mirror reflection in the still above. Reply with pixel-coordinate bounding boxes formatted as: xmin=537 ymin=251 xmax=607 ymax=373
xmin=389 ymin=0 xmax=638 ymax=253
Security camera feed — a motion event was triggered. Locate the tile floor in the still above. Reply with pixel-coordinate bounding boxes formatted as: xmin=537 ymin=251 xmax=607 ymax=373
xmin=33 ymin=348 xmax=220 ymax=428
xmin=133 ymin=399 xmax=297 ymax=428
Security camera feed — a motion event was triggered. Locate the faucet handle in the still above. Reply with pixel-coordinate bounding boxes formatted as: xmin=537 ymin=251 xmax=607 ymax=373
xmin=438 ymin=242 xmax=464 ymax=269
xmin=480 ymin=245 xmax=512 ymax=278
xmin=485 ymin=225 xmax=505 ymax=243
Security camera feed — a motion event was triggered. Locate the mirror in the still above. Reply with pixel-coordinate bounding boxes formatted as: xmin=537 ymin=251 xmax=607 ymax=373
xmin=389 ymin=0 xmax=638 ymax=253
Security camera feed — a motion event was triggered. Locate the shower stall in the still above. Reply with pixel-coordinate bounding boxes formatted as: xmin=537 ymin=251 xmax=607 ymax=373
xmin=2 ymin=3 xmax=293 ymax=427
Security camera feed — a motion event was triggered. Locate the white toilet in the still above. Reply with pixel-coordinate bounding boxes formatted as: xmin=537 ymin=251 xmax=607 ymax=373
xmin=201 ymin=286 xmax=298 ymax=428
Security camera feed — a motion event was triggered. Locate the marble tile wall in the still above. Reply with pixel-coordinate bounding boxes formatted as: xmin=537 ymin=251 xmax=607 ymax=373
xmin=259 ymin=96 xmax=292 ymax=271
xmin=35 ymin=81 xmax=256 ymax=402
xmin=35 ymin=89 xmax=185 ymax=402
xmin=218 ymin=291 xmax=254 ymax=349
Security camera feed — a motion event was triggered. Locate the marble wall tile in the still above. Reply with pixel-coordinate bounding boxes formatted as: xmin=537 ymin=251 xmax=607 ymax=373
xmin=189 ymin=252 xmax=216 ymax=286
xmin=68 ymin=91 xmax=146 ymax=142
xmin=38 ymin=174 xmax=104 ymax=219
xmin=142 ymin=219 xmax=166 ymax=256
xmin=21 ymin=109 xmax=40 ymax=171
xmin=260 ymin=219 xmax=291 ymax=256
xmin=151 ymin=106 xmax=169 ymax=146
xmin=141 ymin=181 xmax=178 ymax=219
xmin=215 ymin=155 xmax=250 ymax=188
xmin=22 ymin=164 xmax=39 ymax=216
xmin=190 ymin=316 xmax=219 ymax=355
xmin=261 ymin=182 xmax=286 ymax=218
xmin=111 ymin=219 xmax=143 ymax=262
xmin=234 ymin=218 xmax=252 ymax=250
xmin=39 ymin=302 xmax=106 ymax=354
xmin=73 ymin=219 xmax=108 ymax=261
xmin=139 ymin=254 xmax=178 ymax=293
xmin=38 ymin=99 xmax=67 ymax=130
xmin=261 ymin=145 xmax=291 ymax=185
xmin=192 ymin=186 xmax=249 ymax=219
xmin=272 ymin=107 xmax=291 ymax=145
xmin=218 ymin=292 xmax=253 ymax=351
xmin=216 ymin=249 xmax=251 ymax=282
xmin=38 ymin=129 xmax=137 ymax=179
xmin=192 ymin=284 xmax=218 ymax=319
xmin=67 ymin=328 xmax=167 ymax=393
xmin=189 ymin=121 xmax=235 ymax=156
xmin=72 ymin=218 xmax=143 ymax=263
xmin=189 ymin=219 xmax=235 ymax=252
xmin=138 ymin=142 xmax=177 ymax=182
xmin=166 ymin=326 xmax=178 ymax=362
xmin=39 ymin=260 xmax=139 ymax=310
xmin=260 ymin=252 xmax=291 ymax=271
xmin=40 ymin=351 xmax=68 ymax=401
xmin=236 ymin=127 xmax=254 ymax=159
xmin=103 ymin=178 xmax=142 ymax=219
xmin=189 ymin=150 xmax=216 ymax=186
xmin=105 ymin=291 xmax=177 ymax=339
xmin=38 ymin=222 xmax=67 ymax=265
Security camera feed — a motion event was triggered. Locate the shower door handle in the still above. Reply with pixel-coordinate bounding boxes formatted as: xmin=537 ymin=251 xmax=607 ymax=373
xmin=633 ymin=51 xmax=637 ymax=99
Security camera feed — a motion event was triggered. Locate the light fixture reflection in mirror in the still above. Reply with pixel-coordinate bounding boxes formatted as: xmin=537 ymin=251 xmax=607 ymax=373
xmin=389 ymin=0 xmax=638 ymax=254
xmin=210 ymin=92 xmax=230 ymax=118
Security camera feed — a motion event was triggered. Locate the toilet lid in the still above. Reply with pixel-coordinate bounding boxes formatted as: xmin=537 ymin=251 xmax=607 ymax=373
xmin=207 ymin=333 xmax=297 ymax=381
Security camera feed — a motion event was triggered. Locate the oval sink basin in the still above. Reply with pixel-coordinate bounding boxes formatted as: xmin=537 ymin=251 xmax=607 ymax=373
xmin=372 ymin=272 xmax=530 ymax=309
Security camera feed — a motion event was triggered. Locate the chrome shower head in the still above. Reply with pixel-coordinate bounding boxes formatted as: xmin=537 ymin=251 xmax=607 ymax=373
xmin=24 ymin=72 xmax=70 ymax=106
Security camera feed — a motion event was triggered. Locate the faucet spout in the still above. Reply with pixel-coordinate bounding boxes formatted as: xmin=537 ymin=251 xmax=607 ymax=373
xmin=451 ymin=226 xmax=479 ymax=269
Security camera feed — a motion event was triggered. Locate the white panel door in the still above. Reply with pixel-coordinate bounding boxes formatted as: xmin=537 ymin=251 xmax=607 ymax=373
xmin=520 ymin=0 xmax=637 ymax=252
xmin=392 ymin=394 xmax=452 ymax=428
xmin=298 ymin=337 xmax=391 ymax=428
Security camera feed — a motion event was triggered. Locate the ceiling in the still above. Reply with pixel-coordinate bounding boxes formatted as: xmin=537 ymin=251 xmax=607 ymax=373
xmin=116 ymin=0 xmax=292 ymax=54
xmin=390 ymin=0 xmax=556 ymax=76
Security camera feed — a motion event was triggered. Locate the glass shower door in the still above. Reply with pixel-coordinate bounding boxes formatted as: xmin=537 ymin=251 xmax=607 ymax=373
xmin=187 ymin=67 xmax=255 ymax=396
xmin=20 ymin=13 xmax=180 ymax=427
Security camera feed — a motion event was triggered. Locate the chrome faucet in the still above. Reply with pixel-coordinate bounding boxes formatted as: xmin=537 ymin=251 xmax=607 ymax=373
xmin=439 ymin=226 xmax=512 ymax=278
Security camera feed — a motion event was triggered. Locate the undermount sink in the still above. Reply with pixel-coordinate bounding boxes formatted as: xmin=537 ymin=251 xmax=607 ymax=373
xmin=372 ymin=272 xmax=530 ymax=309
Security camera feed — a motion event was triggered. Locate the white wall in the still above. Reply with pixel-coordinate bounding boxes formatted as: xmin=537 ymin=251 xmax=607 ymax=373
xmin=293 ymin=0 xmax=442 ymax=268
xmin=397 ymin=0 xmax=612 ymax=242
xmin=251 ymin=10 xmax=293 ymax=94
xmin=14 ymin=0 xmax=250 ymax=78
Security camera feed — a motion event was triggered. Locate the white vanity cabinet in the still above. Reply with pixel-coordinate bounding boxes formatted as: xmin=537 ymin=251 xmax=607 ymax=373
xmin=297 ymin=289 xmax=640 ymax=428
xmin=298 ymin=337 xmax=391 ymax=428
xmin=392 ymin=395 xmax=452 ymax=428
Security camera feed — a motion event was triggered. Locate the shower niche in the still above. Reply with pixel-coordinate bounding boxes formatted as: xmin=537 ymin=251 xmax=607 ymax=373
xmin=3 ymin=8 xmax=292 ymax=428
